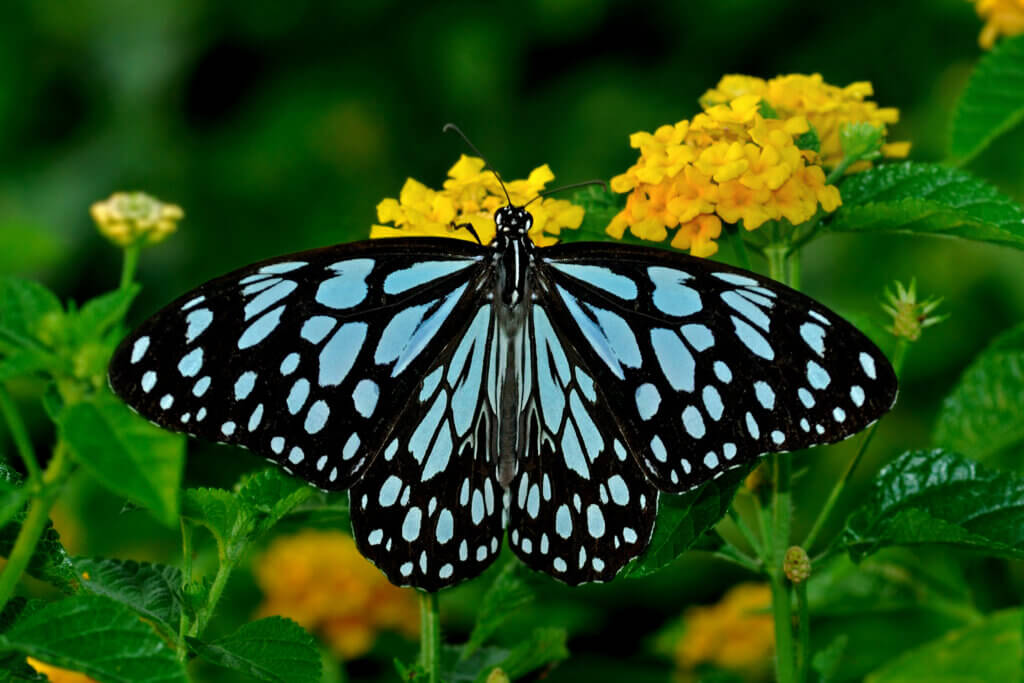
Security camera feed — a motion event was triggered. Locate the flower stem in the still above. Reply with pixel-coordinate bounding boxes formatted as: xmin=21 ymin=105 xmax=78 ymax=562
xmin=0 ymin=441 xmax=71 ymax=613
xmin=419 ymin=591 xmax=441 ymax=683
xmin=769 ymin=572 xmax=796 ymax=683
xmin=120 ymin=244 xmax=140 ymax=291
xmin=796 ymin=581 xmax=810 ymax=683
xmin=0 ymin=386 xmax=41 ymax=482
xmin=177 ymin=520 xmax=193 ymax=661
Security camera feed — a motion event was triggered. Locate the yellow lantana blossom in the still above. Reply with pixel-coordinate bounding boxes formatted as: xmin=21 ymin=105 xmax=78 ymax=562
xmin=26 ymin=658 xmax=98 ymax=683
xmin=609 ymin=94 xmax=841 ymax=257
xmin=90 ymin=191 xmax=184 ymax=247
xmin=701 ymin=74 xmax=909 ymax=170
xmin=971 ymin=0 xmax=1024 ymax=48
xmin=673 ymin=583 xmax=775 ymax=681
xmin=371 ymin=155 xmax=584 ymax=246
xmin=256 ymin=530 xmax=418 ymax=659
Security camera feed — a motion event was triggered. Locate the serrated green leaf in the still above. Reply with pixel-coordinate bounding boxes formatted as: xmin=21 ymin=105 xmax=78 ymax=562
xmin=866 ymin=609 xmax=1022 ymax=682
xmin=60 ymin=393 xmax=184 ymax=526
xmin=181 ymin=487 xmax=250 ymax=552
xmin=0 ymin=595 xmax=187 ymax=683
xmin=0 ymin=599 xmax=46 ymax=682
xmin=186 ymin=616 xmax=320 ymax=683
xmin=463 ymin=561 xmax=536 ymax=658
xmin=622 ymin=463 xmax=752 ymax=578
xmin=841 ymin=449 xmax=1024 ymax=561
xmin=482 ymin=627 xmax=568 ymax=682
xmin=68 ymin=286 xmax=139 ymax=345
xmin=840 ymin=122 xmax=884 ymax=161
xmin=950 ymin=34 xmax=1024 ymax=163
xmin=0 ymin=277 xmax=62 ymax=353
xmin=236 ymin=468 xmax=314 ymax=535
xmin=0 ymin=461 xmax=74 ymax=586
xmin=933 ymin=322 xmax=1024 ymax=464
xmin=828 ymin=162 xmax=1024 ymax=248
xmin=565 ymin=185 xmax=624 ymax=241
xmin=74 ymin=557 xmax=183 ymax=638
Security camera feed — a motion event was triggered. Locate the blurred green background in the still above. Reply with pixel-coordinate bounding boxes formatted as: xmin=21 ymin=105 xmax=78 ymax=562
xmin=3 ymin=0 xmax=1023 ymax=680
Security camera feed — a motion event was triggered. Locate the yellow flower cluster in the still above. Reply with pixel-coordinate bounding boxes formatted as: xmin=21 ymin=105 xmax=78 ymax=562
xmin=971 ymin=0 xmax=1024 ymax=48
xmin=256 ymin=530 xmax=419 ymax=659
xmin=700 ymin=74 xmax=909 ymax=169
xmin=370 ymin=155 xmax=584 ymax=247
xmin=90 ymin=191 xmax=184 ymax=247
xmin=673 ymin=583 xmax=775 ymax=680
xmin=609 ymin=95 xmax=842 ymax=257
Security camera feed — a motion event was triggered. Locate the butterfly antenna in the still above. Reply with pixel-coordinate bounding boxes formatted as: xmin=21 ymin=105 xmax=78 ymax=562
xmin=442 ymin=123 xmax=513 ymax=206
xmin=523 ymin=179 xmax=608 ymax=207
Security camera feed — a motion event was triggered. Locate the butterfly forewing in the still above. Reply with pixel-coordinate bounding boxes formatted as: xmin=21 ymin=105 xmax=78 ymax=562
xmin=109 ymin=238 xmax=490 ymax=491
xmin=506 ymin=303 xmax=658 ymax=584
xmin=536 ymin=243 xmax=898 ymax=494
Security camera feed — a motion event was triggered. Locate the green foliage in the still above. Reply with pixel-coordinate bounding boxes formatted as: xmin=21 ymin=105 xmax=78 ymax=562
xmin=462 ymin=561 xmax=536 ymax=658
xmin=0 ymin=594 xmax=188 ymax=683
xmin=443 ymin=627 xmax=569 ymax=683
xmin=0 ymin=277 xmax=62 ymax=355
xmin=933 ymin=321 xmax=1024 ymax=463
xmin=839 ymin=123 xmax=884 ymax=163
xmin=60 ymin=394 xmax=184 ymax=526
xmin=622 ymin=463 xmax=752 ymax=577
xmin=841 ymin=449 xmax=1024 ymax=561
xmin=827 ymin=162 xmax=1024 ymax=248
xmin=866 ymin=609 xmax=1022 ymax=682
xmin=950 ymin=34 xmax=1024 ymax=164
xmin=74 ymin=557 xmax=183 ymax=640
xmin=794 ymin=124 xmax=821 ymax=155
xmin=186 ymin=616 xmax=321 ymax=683
xmin=0 ymin=462 xmax=73 ymax=587
xmin=567 ymin=185 xmax=624 ymax=242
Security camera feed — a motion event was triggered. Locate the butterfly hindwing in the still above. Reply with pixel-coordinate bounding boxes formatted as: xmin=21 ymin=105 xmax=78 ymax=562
xmin=108 ymin=238 xmax=490 ymax=491
xmin=349 ymin=305 xmax=506 ymax=591
xmin=536 ymin=243 xmax=898 ymax=494
xmin=505 ymin=303 xmax=659 ymax=585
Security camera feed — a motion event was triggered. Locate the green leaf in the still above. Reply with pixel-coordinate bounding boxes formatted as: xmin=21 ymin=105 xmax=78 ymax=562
xmin=0 ymin=348 xmax=55 ymax=382
xmin=67 ymin=286 xmax=139 ymax=344
xmin=486 ymin=626 xmax=568 ymax=681
xmin=840 ymin=122 xmax=884 ymax=162
xmin=74 ymin=557 xmax=183 ymax=638
xmin=0 ymin=594 xmax=187 ymax=683
xmin=950 ymin=34 xmax=1024 ymax=163
xmin=866 ymin=609 xmax=1022 ymax=682
xmin=0 ymin=463 xmax=27 ymax=531
xmin=181 ymin=487 xmax=250 ymax=552
xmin=567 ymin=185 xmax=624 ymax=241
xmin=0 ymin=599 xmax=46 ymax=682
xmin=60 ymin=393 xmax=184 ymax=526
xmin=933 ymin=322 xmax=1024 ymax=464
xmin=811 ymin=635 xmax=847 ymax=683
xmin=841 ymin=449 xmax=1024 ymax=561
xmin=0 ymin=277 xmax=62 ymax=353
xmin=827 ymin=162 xmax=1024 ymax=249
xmin=462 ymin=561 xmax=536 ymax=658
xmin=622 ymin=463 xmax=752 ymax=577
xmin=0 ymin=462 xmax=74 ymax=587
xmin=794 ymin=123 xmax=821 ymax=155
xmin=236 ymin=468 xmax=314 ymax=535
xmin=186 ymin=616 xmax=320 ymax=683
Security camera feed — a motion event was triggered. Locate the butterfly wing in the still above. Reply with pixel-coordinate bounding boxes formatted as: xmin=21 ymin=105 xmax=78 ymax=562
xmin=348 ymin=303 xmax=507 ymax=591
xmin=505 ymin=302 xmax=659 ymax=585
xmin=109 ymin=238 xmax=490 ymax=491
xmin=535 ymin=242 xmax=897 ymax=494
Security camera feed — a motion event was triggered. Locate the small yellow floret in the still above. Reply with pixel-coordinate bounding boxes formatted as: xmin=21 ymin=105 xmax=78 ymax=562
xmin=26 ymin=658 xmax=97 ymax=683
xmin=972 ymin=0 xmax=1024 ymax=48
xmin=371 ymin=155 xmax=583 ymax=246
xmin=90 ymin=192 xmax=183 ymax=248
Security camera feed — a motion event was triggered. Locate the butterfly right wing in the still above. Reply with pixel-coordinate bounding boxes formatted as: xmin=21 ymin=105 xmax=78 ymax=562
xmin=108 ymin=238 xmax=490 ymax=491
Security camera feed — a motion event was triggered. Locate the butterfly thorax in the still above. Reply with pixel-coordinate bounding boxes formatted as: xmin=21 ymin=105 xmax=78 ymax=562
xmin=492 ymin=205 xmax=535 ymax=309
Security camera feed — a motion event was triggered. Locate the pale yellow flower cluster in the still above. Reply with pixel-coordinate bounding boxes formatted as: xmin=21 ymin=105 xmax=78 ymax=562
xmin=674 ymin=583 xmax=775 ymax=680
xmin=256 ymin=530 xmax=419 ymax=659
xmin=609 ymin=95 xmax=842 ymax=257
xmin=970 ymin=0 xmax=1024 ymax=48
xmin=700 ymin=74 xmax=909 ymax=169
xmin=371 ymin=155 xmax=584 ymax=247
xmin=89 ymin=191 xmax=183 ymax=247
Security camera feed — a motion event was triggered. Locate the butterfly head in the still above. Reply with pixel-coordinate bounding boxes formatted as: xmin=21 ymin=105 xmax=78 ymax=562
xmin=495 ymin=205 xmax=533 ymax=236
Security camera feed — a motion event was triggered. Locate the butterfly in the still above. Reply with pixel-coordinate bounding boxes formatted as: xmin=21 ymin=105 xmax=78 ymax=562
xmin=108 ymin=172 xmax=897 ymax=592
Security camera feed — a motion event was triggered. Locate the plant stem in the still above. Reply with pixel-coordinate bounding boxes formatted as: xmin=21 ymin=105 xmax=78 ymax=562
xmin=727 ymin=226 xmax=753 ymax=271
xmin=418 ymin=591 xmax=441 ymax=683
xmin=796 ymin=581 xmax=810 ymax=683
xmin=0 ymin=386 xmax=41 ymax=482
xmin=0 ymin=441 xmax=71 ymax=613
xmin=189 ymin=546 xmax=237 ymax=638
xmin=177 ymin=520 xmax=194 ymax=661
xmin=769 ymin=572 xmax=796 ymax=683
xmin=120 ymin=244 xmax=141 ymax=291
xmin=727 ymin=506 xmax=764 ymax=559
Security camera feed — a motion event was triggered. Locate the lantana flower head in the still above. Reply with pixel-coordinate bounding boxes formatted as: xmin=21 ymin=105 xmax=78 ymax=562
xmin=971 ymin=0 xmax=1024 ymax=48
xmin=700 ymin=74 xmax=909 ymax=169
xmin=371 ymin=155 xmax=584 ymax=247
xmin=256 ymin=529 xmax=419 ymax=659
xmin=90 ymin=191 xmax=184 ymax=247
xmin=609 ymin=92 xmax=841 ymax=257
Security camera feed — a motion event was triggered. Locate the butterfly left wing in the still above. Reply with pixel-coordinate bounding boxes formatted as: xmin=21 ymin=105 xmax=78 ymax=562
xmin=108 ymin=238 xmax=490 ymax=491
xmin=534 ymin=242 xmax=898 ymax=494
